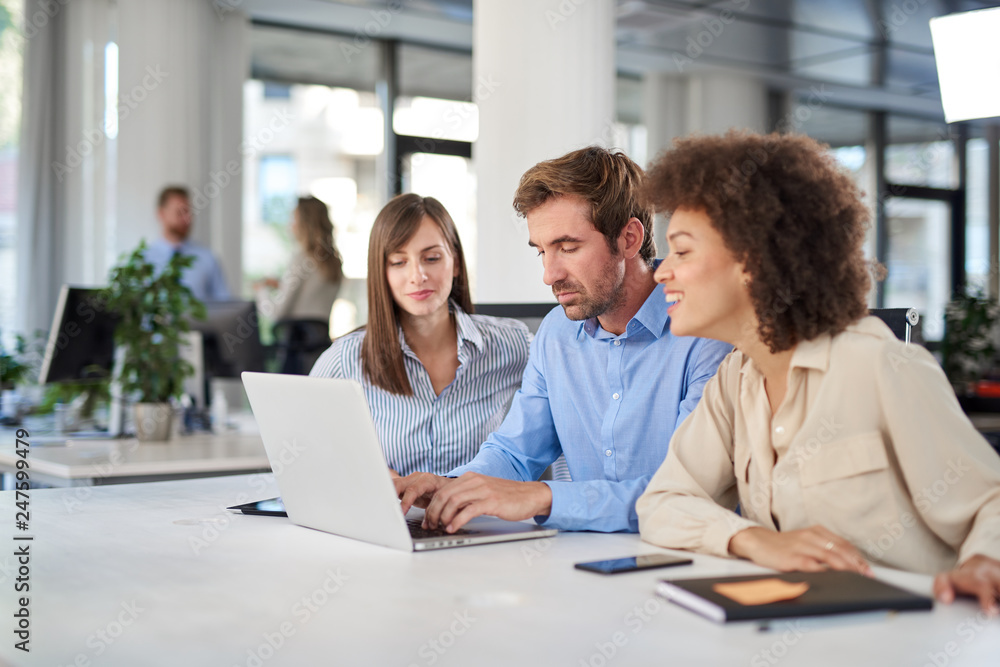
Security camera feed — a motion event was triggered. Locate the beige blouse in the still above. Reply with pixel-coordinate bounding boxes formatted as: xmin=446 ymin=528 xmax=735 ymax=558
xmin=637 ymin=317 xmax=1000 ymax=575
xmin=260 ymin=251 xmax=341 ymax=322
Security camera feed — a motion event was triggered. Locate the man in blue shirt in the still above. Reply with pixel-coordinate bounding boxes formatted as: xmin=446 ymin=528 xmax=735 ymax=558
xmin=394 ymin=147 xmax=731 ymax=533
xmin=145 ymin=186 xmax=231 ymax=302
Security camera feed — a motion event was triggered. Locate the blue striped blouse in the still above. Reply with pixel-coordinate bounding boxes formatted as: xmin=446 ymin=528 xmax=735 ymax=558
xmin=309 ymin=304 xmax=532 ymax=476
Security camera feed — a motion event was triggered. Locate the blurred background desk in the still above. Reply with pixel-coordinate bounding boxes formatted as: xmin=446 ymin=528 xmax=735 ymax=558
xmin=2 ymin=474 xmax=998 ymax=666
xmin=0 ymin=432 xmax=269 ymax=488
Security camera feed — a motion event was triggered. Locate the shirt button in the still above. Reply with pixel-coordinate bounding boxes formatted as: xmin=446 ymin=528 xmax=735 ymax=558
xmin=774 ymin=426 xmax=785 ymax=435
xmin=612 ymin=393 xmax=620 ymax=400
xmin=605 ymin=450 xmax=612 ymax=457
xmin=614 ymin=340 xmax=621 ymax=346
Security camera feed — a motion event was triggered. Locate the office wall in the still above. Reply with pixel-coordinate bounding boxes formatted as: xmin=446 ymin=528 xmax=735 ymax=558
xmin=116 ymin=0 xmax=247 ymax=293
xmin=16 ymin=0 xmax=249 ymax=335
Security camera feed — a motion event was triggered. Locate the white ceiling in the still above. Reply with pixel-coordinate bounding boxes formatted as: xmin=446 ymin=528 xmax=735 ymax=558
xmin=238 ymin=0 xmax=1000 ymax=140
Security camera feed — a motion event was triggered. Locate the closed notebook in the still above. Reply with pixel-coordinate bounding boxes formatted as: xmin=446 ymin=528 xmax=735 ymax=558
xmin=656 ymin=570 xmax=933 ymax=623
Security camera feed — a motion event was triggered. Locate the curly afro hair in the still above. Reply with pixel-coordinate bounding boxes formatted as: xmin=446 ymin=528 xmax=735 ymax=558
xmin=643 ymin=130 xmax=871 ymax=352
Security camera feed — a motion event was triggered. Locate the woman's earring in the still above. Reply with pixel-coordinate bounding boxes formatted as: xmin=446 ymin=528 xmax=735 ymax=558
xmin=743 ymin=279 xmax=750 ymax=288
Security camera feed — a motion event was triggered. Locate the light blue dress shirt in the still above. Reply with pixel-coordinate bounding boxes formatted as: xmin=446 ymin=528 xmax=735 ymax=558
xmin=448 ymin=274 xmax=733 ymax=533
xmin=145 ymin=239 xmax=231 ymax=302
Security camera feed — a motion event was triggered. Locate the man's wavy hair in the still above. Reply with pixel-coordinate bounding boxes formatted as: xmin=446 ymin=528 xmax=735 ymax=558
xmin=513 ymin=146 xmax=656 ymax=263
xmin=643 ymin=130 xmax=871 ymax=352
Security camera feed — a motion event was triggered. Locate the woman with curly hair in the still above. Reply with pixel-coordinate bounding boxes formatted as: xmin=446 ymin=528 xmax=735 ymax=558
xmin=636 ymin=131 xmax=1000 ymax=613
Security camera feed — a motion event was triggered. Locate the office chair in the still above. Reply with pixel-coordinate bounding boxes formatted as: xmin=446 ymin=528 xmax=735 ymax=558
xmin=271 ymin=318 xmax=333 ymax=375
xmin=869 ymin=308 xmax=920 ymax=343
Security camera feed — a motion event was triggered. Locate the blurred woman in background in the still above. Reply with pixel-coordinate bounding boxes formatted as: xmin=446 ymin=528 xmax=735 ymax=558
xmin=255 ymin=196 xmax=344 ymax=323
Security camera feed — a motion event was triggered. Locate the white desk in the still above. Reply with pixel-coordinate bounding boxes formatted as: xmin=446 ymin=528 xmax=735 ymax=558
xmin=1 ymin=475 xmax=998 ymax=666
xmin=0 ymin=432 xmax=269 ymax=487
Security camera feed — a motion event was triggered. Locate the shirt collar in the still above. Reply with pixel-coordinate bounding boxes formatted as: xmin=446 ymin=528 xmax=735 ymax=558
xmin=582 ymin=259 xmax=668 ymax=340
xmin=397 ymin=301 xmax=483 ymax=358
xmin=156 ymin=238 xmax=193 ymax=253
xmin=453 ymin=302 xmax=484 ymax=351
xmin=789 ymin=331 xmax=832 ymax=372
xmin=739 ymin=331 xmax=832 ymax=378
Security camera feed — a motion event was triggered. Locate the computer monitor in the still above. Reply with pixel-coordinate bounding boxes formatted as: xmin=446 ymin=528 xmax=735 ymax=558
xmin=38 ymin=286 xmax=118 ymax=385
xmin=189 ymin=300 xmax=266 ymax=380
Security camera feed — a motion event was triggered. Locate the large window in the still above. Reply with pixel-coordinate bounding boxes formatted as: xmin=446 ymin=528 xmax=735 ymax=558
xmin=883 ymin=198 xmax=952 ymax=341
xmin=0 ymin=0 xmax=23 ymax=346
xmin=244 ymin=26 xmax=648 ymax=337
xmin=242 ymin=81 xmax=383 ymax=337
xmin=966 ymin=135 xmax=991 ymax=293
xmin=883 ymin=118 xmax=962 ymax=342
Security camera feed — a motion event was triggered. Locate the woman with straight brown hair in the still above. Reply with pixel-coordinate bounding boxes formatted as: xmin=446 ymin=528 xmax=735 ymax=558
xmin=310 ymin=193 xmax=531 ymax=476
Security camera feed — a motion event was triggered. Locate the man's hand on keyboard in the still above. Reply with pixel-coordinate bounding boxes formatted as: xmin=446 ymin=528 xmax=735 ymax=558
xmin=421 ymin=473 xmax=552 ymax=533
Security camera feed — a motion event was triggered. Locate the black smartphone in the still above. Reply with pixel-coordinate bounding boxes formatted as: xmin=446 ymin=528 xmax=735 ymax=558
xmin=227 ymin=497 xmax=287 ymax=516
xmin=574 ymin=553 xmax=693 ymax=575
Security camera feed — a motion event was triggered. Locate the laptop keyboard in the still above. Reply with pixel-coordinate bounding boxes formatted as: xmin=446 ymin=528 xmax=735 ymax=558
xmin=406 ymin=518 xmax=476 ymax=539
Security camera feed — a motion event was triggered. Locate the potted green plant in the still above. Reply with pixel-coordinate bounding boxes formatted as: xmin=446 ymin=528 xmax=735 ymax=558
xmin=0 ymin=331 xmax=31 ymax=389
xmin=941 ymin=291 xmax=1000 ymax=397
xmin=0 ymin=331 xmax=32 ymax=425
xmin=102 ymin=241 xmax=206 ymax=441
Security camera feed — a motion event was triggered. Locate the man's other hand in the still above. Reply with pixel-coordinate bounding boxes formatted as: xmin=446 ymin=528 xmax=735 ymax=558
xmin=422 ymin=473 xmax=552 ymax=533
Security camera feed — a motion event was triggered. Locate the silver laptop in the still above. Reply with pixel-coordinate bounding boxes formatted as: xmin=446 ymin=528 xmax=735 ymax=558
xmin=241 ymin=372 xmax=557 ymax=551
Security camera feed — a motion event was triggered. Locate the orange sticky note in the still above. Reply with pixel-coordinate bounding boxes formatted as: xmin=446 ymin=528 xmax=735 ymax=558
xmin=712 ymin=579 xmax=810 ymax=606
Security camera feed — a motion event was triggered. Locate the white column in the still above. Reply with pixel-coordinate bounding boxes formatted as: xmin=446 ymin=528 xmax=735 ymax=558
xmin=642 ymin=73 xmax=688 ymax=161
xmin=687 ymin=71 xmax=768 ymax=135
xmin=988 ymin=123 xmax=999 ymax=300
xmin=642 ymin=72 xmax=689 ymax=251
xmin=116 ymin=0 xmax=247 ymax=293
xmin=16 ymin=0 xmax=116 ymax=335
xmin=641 ymin=70 xmax=768 ymax=253
xmin=473 ymin=0 xmax=615 ymax=304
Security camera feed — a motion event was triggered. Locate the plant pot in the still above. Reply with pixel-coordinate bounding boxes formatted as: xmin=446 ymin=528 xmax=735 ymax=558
xmin=133 ymin=403 xmax=173 ymax=442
